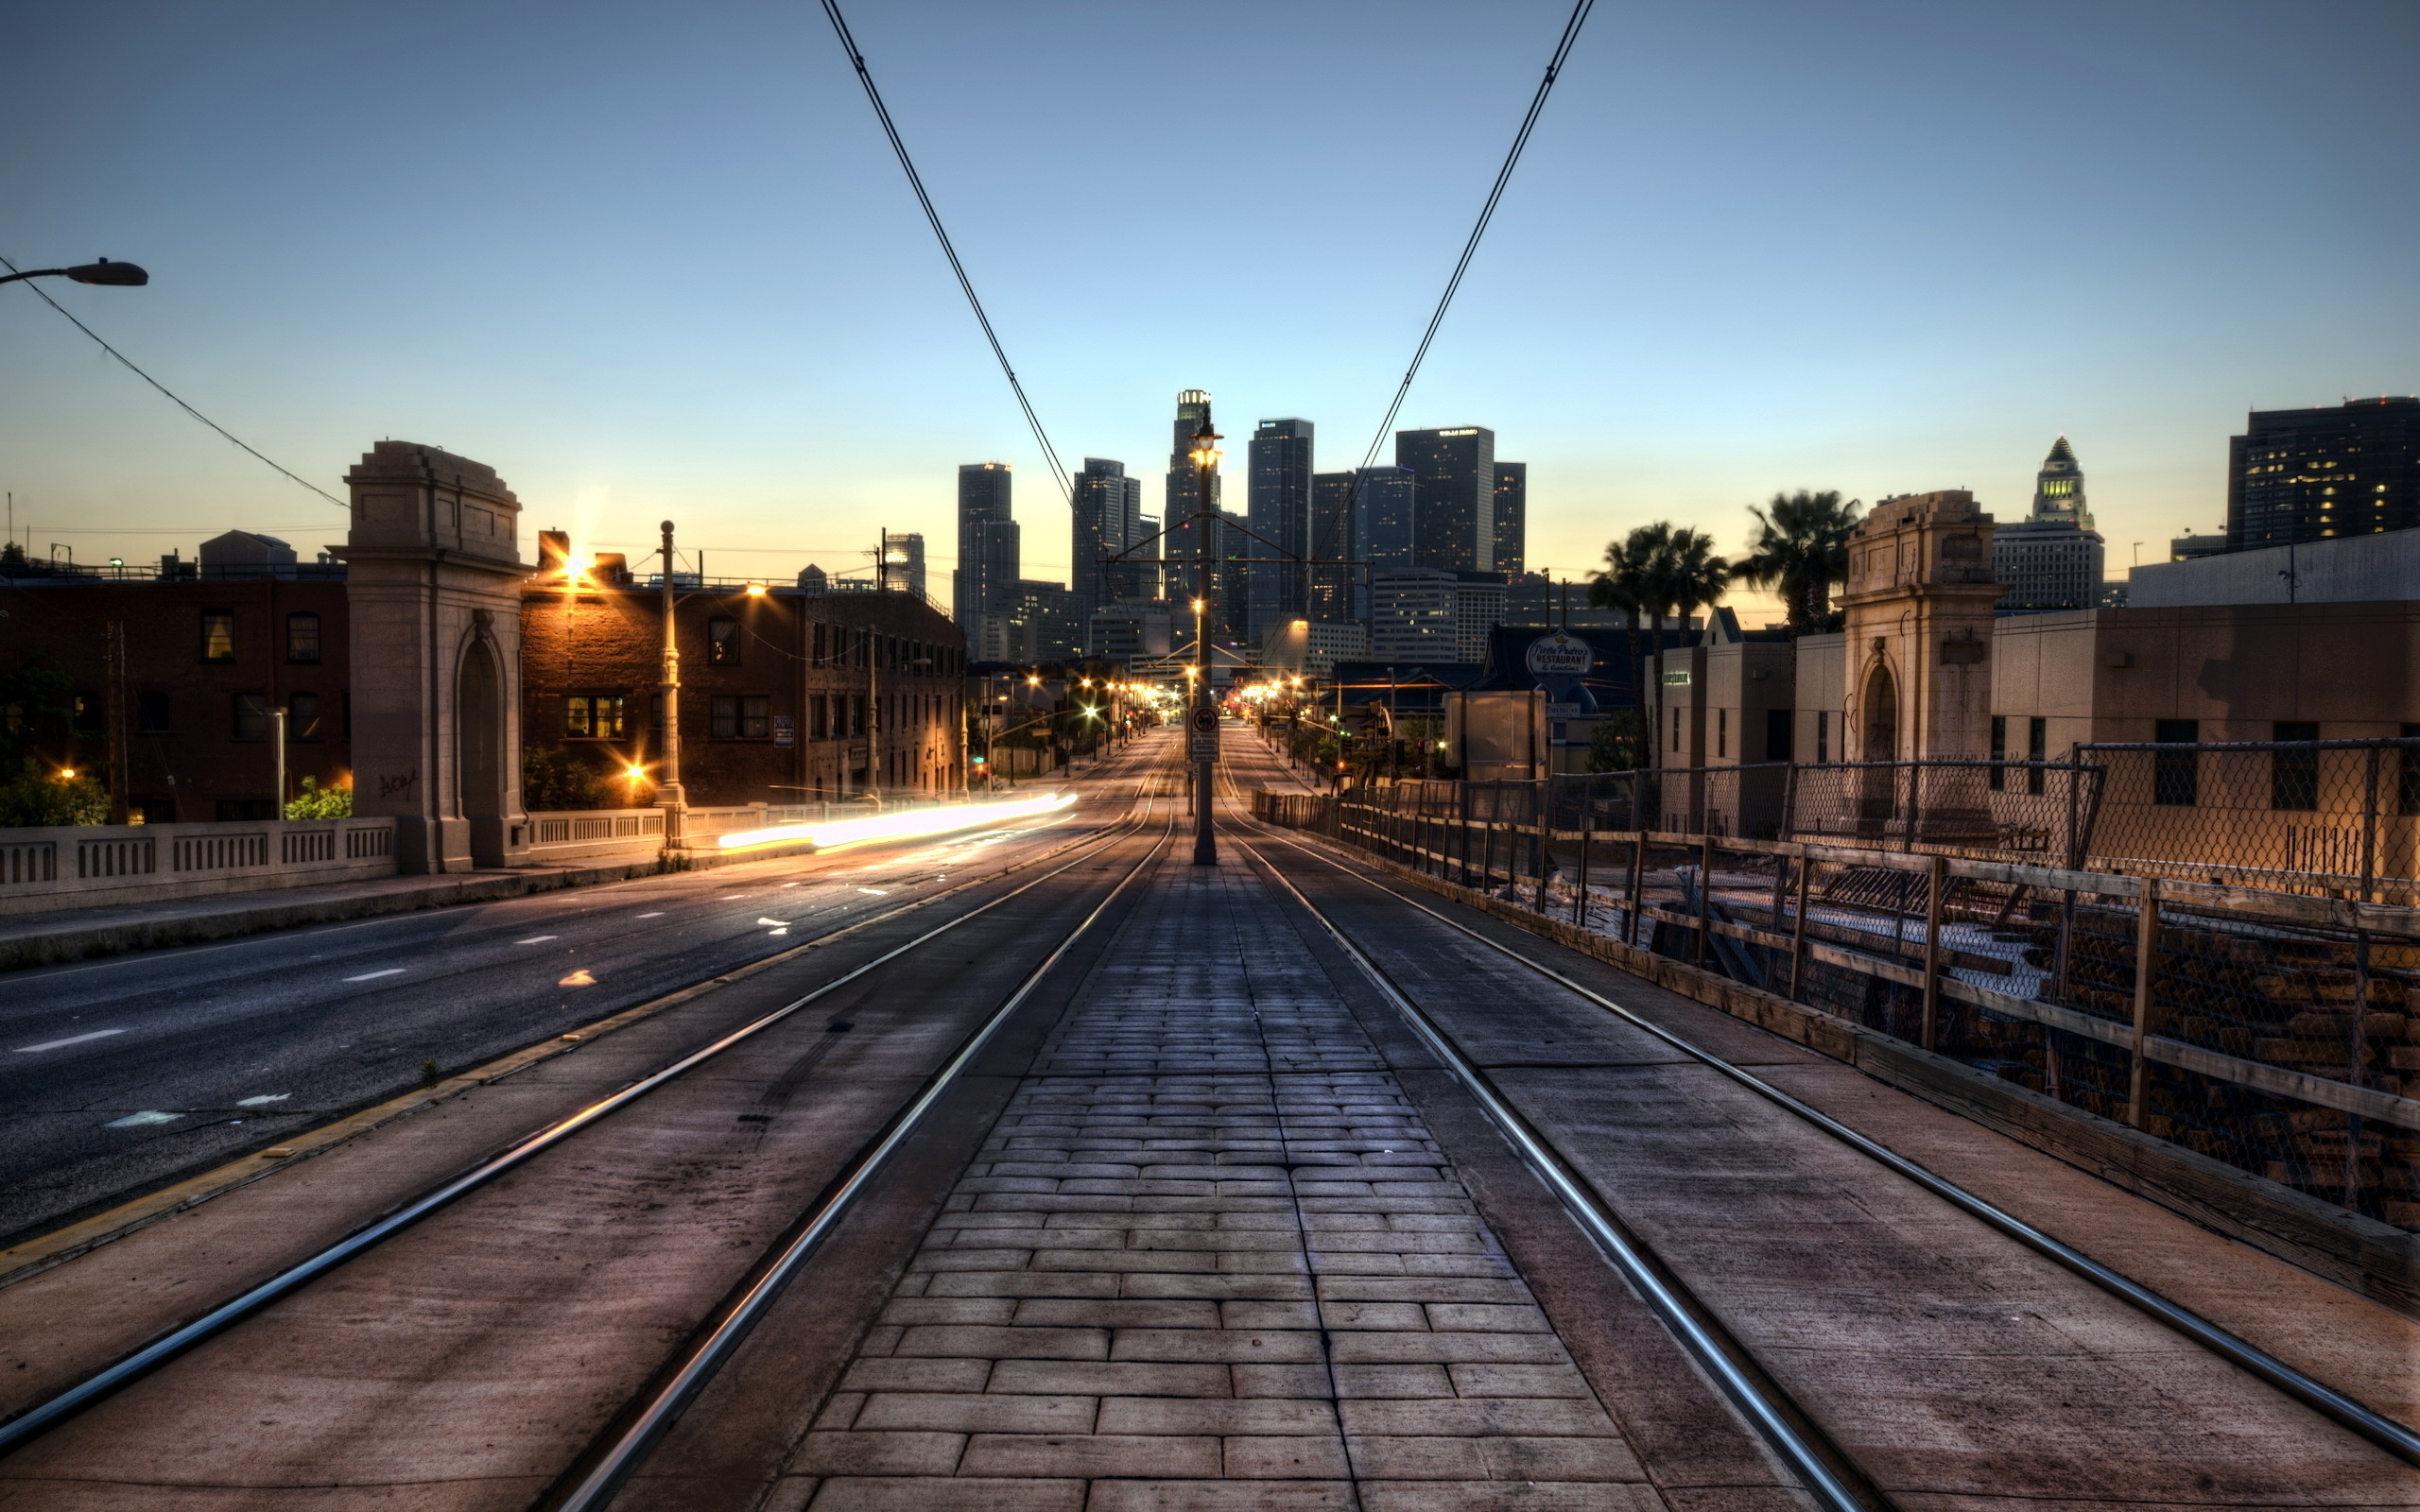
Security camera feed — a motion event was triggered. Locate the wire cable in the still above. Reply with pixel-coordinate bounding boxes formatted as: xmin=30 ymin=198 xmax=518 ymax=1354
xmin=0 ymin=255 xmax=348 ymax=509
xmin=817 ymin=0 xmax=1073 ymax=504
xmin=1341 ymin=0 xmax=1596 ymax=486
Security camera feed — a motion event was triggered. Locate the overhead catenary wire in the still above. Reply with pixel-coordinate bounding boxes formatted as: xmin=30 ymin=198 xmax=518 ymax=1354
xmin=0 ymin=255 xmax=349 ymax=510
xmin=817 ymin=0 xmax=1073 ymax=506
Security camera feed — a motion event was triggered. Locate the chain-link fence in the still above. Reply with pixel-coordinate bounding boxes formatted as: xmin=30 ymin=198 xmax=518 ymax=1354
xmin=1261 ymin=781 xmax=2420 ymax=1233
xmin=2083 ymin=738 xmax=2420 ymax=904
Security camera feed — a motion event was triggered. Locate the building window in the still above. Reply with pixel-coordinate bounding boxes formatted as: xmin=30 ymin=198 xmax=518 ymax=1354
xmin=1765 ymin=709 xmax=1791 ymax=763
xmin=1989 ymin=715 xmax=2007 ymax=790
xmin=707 ymin=618 xmax=741 ymax=665
xmin=711 ymin=695 xmax=769 ymax=739
xmin=565 ymin=695 xmax=626 ymax=739
xmin=200 ymin=610 xmax=236 ymax=663
xmin=2398 ymin=724 xmax=2419 ymax=817
xmin=72 ymin=694 xmax=103 ymax=734
xmin=2272 ymin=721 xmax=2319 ymax=811
xmin=2024 ymin=716 xmax=2048 ymax=795
xmin=1716 ymin=708 xmax=1727 ymax=759
xmin=1815 ymin=712 xmax=1828 ymax=765
xmin=233 ymin=693 xmax=270 ymax=742
xmin=285 ymin=612 xmax=322 ymax=663
xmin=137 ymin=692 xmax=173 ymax=734
xmin=289 ymin=692 xmax=323 ymax=741
xmin=2152 ymin=719 xmax=2198 ymax=806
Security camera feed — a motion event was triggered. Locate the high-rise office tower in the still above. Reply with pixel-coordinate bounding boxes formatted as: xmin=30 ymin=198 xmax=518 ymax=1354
xmin=2227 ymin=396 xmax=2420 ymax=550
xmin=1493 ymin=462 xmax=1526 ymax=575
xmin=1395 ymin=425 xmax=1496 ymax=572
xmin=1071 ymin=457 xmax=1145 ymax=611
xmin=2031 ymin=437 xmax=2091 ymax=525
xmin=1165 ymin=390 xmax=1220 ymax=529
xmin=953 ymin=462 xmax=1019 ymax=634
xmin=1247 ymin=418 xmax=1314 ymax=644
xmin=880 ymin=531 xmax=926 ymax=599
xmin=1307 ymin=467 xmax=1414 ymax=625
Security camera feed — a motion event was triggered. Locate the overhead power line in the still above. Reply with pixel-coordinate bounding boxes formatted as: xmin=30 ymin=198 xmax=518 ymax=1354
xmin=817 ymin=0 xmax=1073 ymax=504
xmin=1345 ymin=0 xmax=1597 ymax=480
xmin=0 ymin=254 xmax=349 ymax=510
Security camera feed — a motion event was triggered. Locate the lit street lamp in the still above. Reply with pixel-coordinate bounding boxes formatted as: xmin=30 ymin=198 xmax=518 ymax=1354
xmin=1188 ymin=413 xmax=1220 ymax=866
xmin=0 ymin=259 xmax=148 ymax=288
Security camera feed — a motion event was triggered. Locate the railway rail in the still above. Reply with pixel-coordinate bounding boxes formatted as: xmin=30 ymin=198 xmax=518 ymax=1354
xmin=0 ymin=751 xmax=1181 ymax=1475
xmin=1212 ymin=745 xmax=2419 ymax=1508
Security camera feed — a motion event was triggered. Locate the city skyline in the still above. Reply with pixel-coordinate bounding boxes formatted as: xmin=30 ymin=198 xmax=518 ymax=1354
xmin=2 ymin=0 xmax=2413 ymax=611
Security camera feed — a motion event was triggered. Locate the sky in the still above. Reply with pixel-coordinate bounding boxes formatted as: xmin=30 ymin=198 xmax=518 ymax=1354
xmin=3 ymin=0 xmax=2415 ymax=620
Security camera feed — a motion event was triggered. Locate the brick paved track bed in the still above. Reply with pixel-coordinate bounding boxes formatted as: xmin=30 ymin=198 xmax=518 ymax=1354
xmin=792 ymin=859 xmax=1653 ymax=1510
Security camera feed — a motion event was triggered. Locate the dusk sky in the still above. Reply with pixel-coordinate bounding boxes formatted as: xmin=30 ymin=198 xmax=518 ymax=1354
xmin=4 ymin=0 xmax=2413 ymax=613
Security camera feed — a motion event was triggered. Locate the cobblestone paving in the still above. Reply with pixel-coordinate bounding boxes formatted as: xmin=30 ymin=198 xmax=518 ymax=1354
xmin=789 ymin=858 xmax=1658 ymax=1511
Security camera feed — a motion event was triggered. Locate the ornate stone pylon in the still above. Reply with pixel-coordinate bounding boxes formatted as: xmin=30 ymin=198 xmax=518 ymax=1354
xmin=334 ymin=442 xmax=533 ymax=873
xmin=1835 ymin=490 xmax=2007 ymax=842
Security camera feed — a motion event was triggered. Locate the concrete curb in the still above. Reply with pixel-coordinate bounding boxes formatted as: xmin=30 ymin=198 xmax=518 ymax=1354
xmin=0 ymin=839 xmax=824 ymax=974
xmin=1273 ymin=822 xmax=2420 ymax=1320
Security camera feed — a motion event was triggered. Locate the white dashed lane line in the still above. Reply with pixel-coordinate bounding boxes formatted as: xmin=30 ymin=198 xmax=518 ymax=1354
xmin=343 ymin=969 xmax=407 ymax=982
xmin=12 ymin=1028 xmax=126 ymax=1054
xmin=634 ymin=912 xmax=666 ymax=919
xmin=104 ymin=1110 xmax=182 ymax=1128
xmin=514 ymin=936 xmax=560 ymax=945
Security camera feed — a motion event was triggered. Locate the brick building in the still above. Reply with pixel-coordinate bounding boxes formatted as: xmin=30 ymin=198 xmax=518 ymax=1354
xmin=0 ymin=541 xmax=965 ymax=821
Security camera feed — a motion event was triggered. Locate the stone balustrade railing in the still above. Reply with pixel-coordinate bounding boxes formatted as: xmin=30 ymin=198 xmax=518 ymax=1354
xmin=0 ymin=818 xmax=400 ymax=918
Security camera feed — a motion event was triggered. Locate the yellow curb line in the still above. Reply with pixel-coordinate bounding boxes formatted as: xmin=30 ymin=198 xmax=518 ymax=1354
xmin=0 ymin=811 xmax=1135 ymax=1293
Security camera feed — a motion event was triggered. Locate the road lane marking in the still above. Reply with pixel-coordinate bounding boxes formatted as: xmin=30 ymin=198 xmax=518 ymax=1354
xmin=12 ymin=1028 xmax=126 ymax=1054
xmin=755 ymin=918 xmax=790 ymax=927
xmin=104 ymin=1110 xmax=182 ymax=1128
xmin=236 ymin=1093 xmax=291 ymax=1107
xmin=514 ymin=936 xmax=560 ymax=945
xmin=560 ymin=969 xmax=596 ymax=987
xmin=635 ymin=912 xmax=665 ymax=919
xmin=720 ymin=894 xmax=746 ymax=900
xmin=858 ymin=887 xmax=889 ymax=896
xmin=343 ymin=969 xmax=406 ymax=982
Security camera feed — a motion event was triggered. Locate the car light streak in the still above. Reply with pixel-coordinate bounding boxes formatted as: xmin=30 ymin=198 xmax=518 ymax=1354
xmin=716 ymin=793 xmax=1078 ymax=854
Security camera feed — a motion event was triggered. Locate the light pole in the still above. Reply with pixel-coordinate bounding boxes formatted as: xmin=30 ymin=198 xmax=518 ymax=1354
xmin=1190 ymin=413 xmax=1220 ymax=866
xmin=657 ymin=521 xmax=687 ymax=850
xmin=0 ymin=259 xmax=147 ymax=290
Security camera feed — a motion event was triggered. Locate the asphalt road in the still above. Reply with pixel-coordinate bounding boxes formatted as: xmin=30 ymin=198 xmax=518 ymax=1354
xmin=0 ymin=743 xmax=1162 ymax=1248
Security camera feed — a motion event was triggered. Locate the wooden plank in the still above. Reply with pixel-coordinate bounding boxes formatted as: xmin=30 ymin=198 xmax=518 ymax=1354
xmin=2145 ymin=1039 xmax=2420 ymax=1131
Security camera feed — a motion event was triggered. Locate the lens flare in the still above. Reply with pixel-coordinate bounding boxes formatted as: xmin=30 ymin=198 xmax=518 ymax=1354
xmin=716 ymin=793 xmax=1079 ymax=853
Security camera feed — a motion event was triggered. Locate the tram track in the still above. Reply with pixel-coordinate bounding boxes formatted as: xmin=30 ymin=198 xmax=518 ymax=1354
xmin=1209 ymin=743 xmax=2420 ymax=1507
xmin=0 ymin=746 xmax=1184 ymax=1493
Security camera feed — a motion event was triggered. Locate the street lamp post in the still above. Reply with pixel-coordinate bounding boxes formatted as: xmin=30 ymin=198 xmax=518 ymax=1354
xmin=657 ymin=521 xmax=688 ymax=850
xmin=0 ymin=259 xmax=148 ymax=290
xmin=1190 ymin=413 xmax=1220 ymax=866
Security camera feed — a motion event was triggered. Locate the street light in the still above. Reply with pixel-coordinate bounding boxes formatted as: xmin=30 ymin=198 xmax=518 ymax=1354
xmin=1188 ymin=412 xmax=1221 ymax=866
xmin=0 ymin=258 xmax=149 ymax=289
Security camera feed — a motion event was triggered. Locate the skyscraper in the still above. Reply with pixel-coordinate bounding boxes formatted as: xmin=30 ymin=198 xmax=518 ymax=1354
xmin=953 ymin=462 xmax=1018 ymax=636
xmin=2031 ymin=436 xmax=2090 ymax=525
xmin=1395 ymin=426 xmax=1496 ymax=572
xmin=1308 ymin=467 xmax=1414 ymax=625
xmin=2227 ymin=396 xmax=2420 ymax=550
xmin=1247 ymin=418 xmax=1314 ymax=644
xmin=1493 ymin=462 xmax=1527 ymax=576
xmin=1165 ymin=390 xmax=1219 ymax=530
xmin=1071 ymin=457 xmax=1145 ymax=611
xmin=1308 ymin=472 xmax=1357 ymax=625
xmin=881 ymin=531 xmax=926 ymax=599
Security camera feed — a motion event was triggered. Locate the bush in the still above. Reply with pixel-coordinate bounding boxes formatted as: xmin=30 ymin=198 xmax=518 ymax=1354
xmin=0 ymin=770 xmax=109 ymax=828
xmin=285 ymin=775 xmax=353 ymax=819
xmin=523 ymin=744 xmax=613 ymax=811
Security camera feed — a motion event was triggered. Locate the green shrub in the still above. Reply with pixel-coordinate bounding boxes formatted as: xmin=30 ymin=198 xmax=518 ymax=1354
xmin=285 ymin=775 xmax=354 ymax=819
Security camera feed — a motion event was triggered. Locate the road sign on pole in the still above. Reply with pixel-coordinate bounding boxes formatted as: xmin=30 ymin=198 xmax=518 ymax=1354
xmin=1188 ymin=705 xmax=1220 ymax=764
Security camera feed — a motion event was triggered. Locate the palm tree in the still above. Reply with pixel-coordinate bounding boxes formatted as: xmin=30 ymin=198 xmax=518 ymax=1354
xmin=1736 ymin=490 xmax=1862 ymax=637
xmin=1589 ymin=524 xmax=1667 ymax=768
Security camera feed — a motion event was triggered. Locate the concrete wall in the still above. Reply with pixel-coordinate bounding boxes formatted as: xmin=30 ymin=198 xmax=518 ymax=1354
xmin=2128 ymin=527 xmax=2420 ymax=608
xmin=1791 ymin=633 xmax=1847 ymax=765
xmin=0 ymin=817 xmax=397 ymax=916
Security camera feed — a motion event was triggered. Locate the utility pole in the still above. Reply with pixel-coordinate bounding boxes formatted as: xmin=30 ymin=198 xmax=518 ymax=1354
xmin=658 ymin=521 xmax=687 ymax=850
xmin=105 ymin=620 xmax=130 ymax=824
xmin=1191 ymin=410 xmax=1221 ymax=866
xmin=866 ymin=626 xmax=882 ymax=808
xmin=270 ymin=707 xmax=287 ymax=820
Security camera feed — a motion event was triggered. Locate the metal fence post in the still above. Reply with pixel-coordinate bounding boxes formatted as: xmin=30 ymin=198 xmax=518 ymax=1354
xmin=1694 ymin=832 xmax=1714 ymax=968
xmin=1533 ymin=780 xmax=1550 ymax=912
xmin=1481 ymin=817 xmax=1497 ymax=896
xmin=1921 ymin=854 xmax=1945 ymax=1052
xmin=2360 ymin=747 xmax=2381 ymax=903
xmin=2126 ymin=874 xmax=2158 ymax=1127
xmin=1788 ymin=847 xmax=1811 ymax=1003
xmin=1574 ymin=820 xmax=1593 ymax=927
xmin=1628 ymin=833 xmax=1647 ymax=947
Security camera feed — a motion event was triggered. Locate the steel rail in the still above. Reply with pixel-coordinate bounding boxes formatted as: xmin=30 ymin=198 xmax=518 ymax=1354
xmin=555 ymin=803 xmax=1178 ymax=1510
xmin=1222 ymin=825 xmax=1873 ymax=1512
xmin=1244 ymin=812 xmax=2420 ymax=1470
xmin=0 ymin=760 xmax=1173 ymax=1459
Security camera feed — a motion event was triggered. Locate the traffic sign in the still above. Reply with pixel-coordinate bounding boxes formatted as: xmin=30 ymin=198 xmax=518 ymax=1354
xmin=1187 ymin=704 xmax=1220 ymax=763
